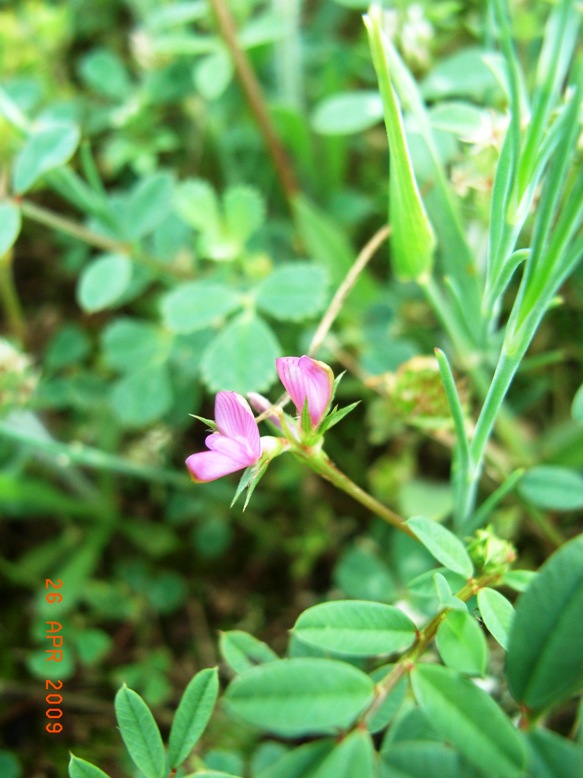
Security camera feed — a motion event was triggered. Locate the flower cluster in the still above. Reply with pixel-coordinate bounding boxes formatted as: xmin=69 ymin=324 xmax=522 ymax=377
xmin=186 ymin=356 xmax=334 ymax=483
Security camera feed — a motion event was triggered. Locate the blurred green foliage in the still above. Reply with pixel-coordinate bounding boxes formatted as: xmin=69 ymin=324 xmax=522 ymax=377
xmin=0 ymin=0 xmax=582 ymax=775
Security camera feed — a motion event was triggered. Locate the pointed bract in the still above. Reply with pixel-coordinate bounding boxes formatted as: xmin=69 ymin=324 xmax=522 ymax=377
xmin=276 ymin=355 xmax=334 ymax=428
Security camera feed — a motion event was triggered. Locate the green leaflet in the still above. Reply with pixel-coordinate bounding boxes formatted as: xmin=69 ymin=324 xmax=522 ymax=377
xmin=114 ymin=686 xmax=166 ymax=778
xmin=506 ymin=534 xmax=583 ymax=712
xmin=69 ymin=754 xmax=112 ymax=778
xmin=223 ymin=658 xmax=375 ymax=738
xmin=168 ymin=668 xmax=219 ymax=768
xmin=201 ymin=313 xmax=280 ymax=394
xmin=406 ymin=516 xmax=473 ymax=578
xmin=293 ymin=599 xmax=416 ymax=657
xmin=411 ymin=664 xmax=525 ymax=777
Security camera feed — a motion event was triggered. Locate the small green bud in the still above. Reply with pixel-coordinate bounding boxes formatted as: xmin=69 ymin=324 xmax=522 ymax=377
xmin=467 ymin=526 xmax=517 ymax=575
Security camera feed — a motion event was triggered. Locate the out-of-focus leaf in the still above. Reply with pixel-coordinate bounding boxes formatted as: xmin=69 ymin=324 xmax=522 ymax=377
xmin=256 ymin=262 xmax=327 ymax=322
xmin=13 ymin=122 xmax=80 ymax=193
xmin=506 ymin=534 xmax=583 ymax=712
xmin=0 ymin=202 xmax=21 ymax=255
xmin=201 ymin=314 xmax=279 ymax=394
xmin=518 ymin=465 xmax=583 ymax=510
xmin=77 ymin=254 xmax=132 ymax=313
xmin=311 ymin=92 xmax=383 ymax=135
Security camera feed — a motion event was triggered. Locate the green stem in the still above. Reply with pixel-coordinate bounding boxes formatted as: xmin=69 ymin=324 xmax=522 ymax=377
xmin=423 ymin=277 xmax=532 ymax=525
xmin=209 ymin=0 xmax=298 ymax=207
xmin=0 ymin=419 xmax=188 ymax=488
xmin=470 ymin=349 xmax=522 ymax=465
xmin=363 ymin=570 xmax=503 ymax=723
xmin=453 ymin=349 xmax=522 ymax=527
xmin=19 ymin=200 xmax=189 ymax=280
xmin=0 ymin=249 xmax=26 ymax=342
xmin=419 ymin=274 xmax=481 ymax=374
xmin=464 ymin=468 xmax=524 ymax=534
xmin=295 ymin=446 xmax=418 ymax=540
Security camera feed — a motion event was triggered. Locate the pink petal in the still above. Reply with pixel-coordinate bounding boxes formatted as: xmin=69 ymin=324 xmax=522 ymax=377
xmin=214 ymin=391 xmax=261 ymax=458
xmin=276 ymin=355 xmax=334 ymax=427
xmin=205 ymin=432 xmax=258 ymax=466
xmin=248 ymin=392 xmax=283 ymax=430
xmin=186 ymin=450 xmax=250 ymax=482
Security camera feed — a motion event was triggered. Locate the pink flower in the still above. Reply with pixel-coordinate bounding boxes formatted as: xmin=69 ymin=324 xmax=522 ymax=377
xmin=247 ymin=391 xmax=283 ymax=431
xmin=186 ymin=391 xmax=262 ymax=482
xmin=276 ymin=355 xmax=334 ymax=428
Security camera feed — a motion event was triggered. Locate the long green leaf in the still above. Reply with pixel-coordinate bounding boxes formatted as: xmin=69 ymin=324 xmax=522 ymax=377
xmin=381 ymin=741 xmax=462 ymax=778
xmin=293 ymin=600 xmax=417 ymax=657
xmin=114 ymin=686 xmax=166 ymax=778
xmin=406 ymin=516 xmax=473 ymax=578
xmin=69 ymin=755 xmax=112 ymax=778
xmin=506 ymin=534 xmax=583 ymax=712
xmin=168 ymin=667 xmax=219 ymax=768
xmin=373 ymin=27 xmax=481 ymax=330
xmin=310 ymin=730 xmax=376 ymax=778
xmin=223 ymin=658 xmax=375 ymax=737
xmin=219 ymin=630 xmax=279 ymax=675
xmin=435 ymin=610 xmax=488 ymax=676
xmin=364 ymin=6 xmax=435 ymax=282
xmin=477 ymin=588 xmax=514 ymax=650
xmin=517 ymin=0 xmax=581 ymax=195
xmin=255 ymin=740 xmax=334 ymax=778
xmin=411 ymin=664 xmax=525 ymax=777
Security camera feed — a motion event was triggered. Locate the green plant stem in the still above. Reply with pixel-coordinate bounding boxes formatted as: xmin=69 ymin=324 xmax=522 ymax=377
xmin=19 ymin=200 xmax=189 ymax=280
xmin=421 ymin=276 xmax=530 ymax=457
xmin=0 ymin=249 xmax=26 ymax=342
xmin=272 ymin=0 xmax=303 ymax=109
xmin=294 ymin=446 xmax=418 ymax=539
xmin=0 ymin=419 xmax=188 ymax=488
xmin=308 ymin=224 xmax=391 ymax=357
xmin=209 ymin=0 xmax=299 ymax=207
xmin=420 ymin=274 xmax=483 ymax=379
xmin=456 ymin=349 xmax=522 ymax=524
xmin=423 ymin=276 xmax=533 ymax=525
xmin=464 ymin=468 xmax=524 ymax=534
xmin=363 ymin=570 xmax=503 ymax=723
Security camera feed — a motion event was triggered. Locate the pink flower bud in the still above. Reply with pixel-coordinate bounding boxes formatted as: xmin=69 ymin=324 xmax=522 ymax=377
xmin=248 ymin=391 xmax=283 ymax=431
xmin=276 ymin=355 xmax=334 ymax=428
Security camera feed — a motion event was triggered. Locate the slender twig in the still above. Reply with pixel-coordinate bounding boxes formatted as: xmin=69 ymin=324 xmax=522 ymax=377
xmin=308 ymin=224 xmax=391 ymax=356
xmin=209 ymin=0 xmax=299 ymax=206
xmin=21 ymin=199 xmax=128 ymax=253
xmin=295 ymin=447 xmax=417 ymax=539
xmin=19 ymin=200 xmax=190 ymax=280
xmin=0 ymin=249 xmax=26 ymax=342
